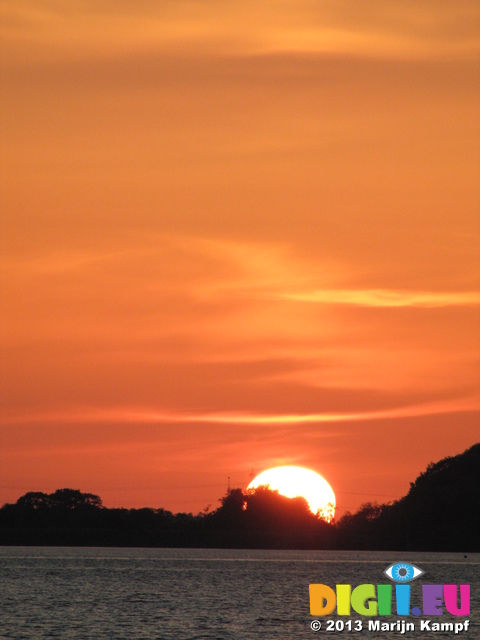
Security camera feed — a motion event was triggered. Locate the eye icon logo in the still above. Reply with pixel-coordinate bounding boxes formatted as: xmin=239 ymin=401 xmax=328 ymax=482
xmin=384 ymin=562 xmax=424 ymax=583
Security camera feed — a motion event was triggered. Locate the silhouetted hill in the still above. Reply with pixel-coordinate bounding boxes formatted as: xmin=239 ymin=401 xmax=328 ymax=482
xmin=0 ymin=444 xmax=478 ymax=550
xmin=337 ymin=443 xmax=480 ymax=551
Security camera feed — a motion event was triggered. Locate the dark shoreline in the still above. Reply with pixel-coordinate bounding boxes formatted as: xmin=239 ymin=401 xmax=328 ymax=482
xmin=1 ymin=444 xmax=479 ymax=553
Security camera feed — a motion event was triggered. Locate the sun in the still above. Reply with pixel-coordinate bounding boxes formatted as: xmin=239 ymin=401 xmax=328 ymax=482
xmin=247 ymin=466 xmax=336 ymax=522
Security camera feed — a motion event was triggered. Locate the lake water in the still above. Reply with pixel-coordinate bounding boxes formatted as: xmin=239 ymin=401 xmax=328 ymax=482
xmin=0 ymin=547 xmax=477 ymax=639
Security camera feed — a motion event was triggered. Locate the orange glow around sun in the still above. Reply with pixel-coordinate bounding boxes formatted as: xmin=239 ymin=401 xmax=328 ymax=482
xmin=247 ymin=466 xmax=336 ymax=522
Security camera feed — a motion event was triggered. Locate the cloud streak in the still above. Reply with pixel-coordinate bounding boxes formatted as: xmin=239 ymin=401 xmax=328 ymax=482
xmin=2 ymin=395 xmax=478 ymax=428
xmin=2 ymin=0 xmax=478 ymax=62
xmin=278 ymin=289 xmax=480 ymax=308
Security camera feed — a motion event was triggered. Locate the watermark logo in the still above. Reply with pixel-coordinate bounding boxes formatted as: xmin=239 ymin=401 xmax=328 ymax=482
xmin=384 ymin=562 xmax=423 ymax=582
xmin=309 ymin=562 xmax=471 ymax=634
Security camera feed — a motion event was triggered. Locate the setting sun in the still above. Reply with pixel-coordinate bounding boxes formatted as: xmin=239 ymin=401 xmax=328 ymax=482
xmin=247 ymin=466 xmax=336 ymax=522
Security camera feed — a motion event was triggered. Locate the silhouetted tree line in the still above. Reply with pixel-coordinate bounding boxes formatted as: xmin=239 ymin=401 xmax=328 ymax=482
xmin=0 ymin=444 xmax=478 ymax=551
xmin=336 ymin=442 xmax=480 ymax=552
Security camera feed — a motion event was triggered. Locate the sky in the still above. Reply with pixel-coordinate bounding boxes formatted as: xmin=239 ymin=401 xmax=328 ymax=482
xmin=1 ymin=1 xmax=479 ymax=517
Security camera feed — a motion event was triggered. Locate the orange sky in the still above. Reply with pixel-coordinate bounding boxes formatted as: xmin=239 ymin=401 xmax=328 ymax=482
xmin=1 ymin=1 xmax=479 ymax=517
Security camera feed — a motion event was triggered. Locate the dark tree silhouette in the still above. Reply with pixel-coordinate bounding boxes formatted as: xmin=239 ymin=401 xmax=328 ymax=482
xmin=337 ymin=443 xmax=480 ymax=551
xmin=0 ymin=444 xmax=478 ymax=550
xmin=15 ymin=489 xmax=102 ymax=510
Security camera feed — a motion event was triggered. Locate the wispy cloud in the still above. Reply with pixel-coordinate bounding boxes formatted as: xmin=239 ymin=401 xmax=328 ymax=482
xmin=278 ymin=289 xmax=480 ymax=308
xmin=2 ymin=395 xmax=478 ymax=427
xmin=2 ymin=0 xmax=478 ymax=61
